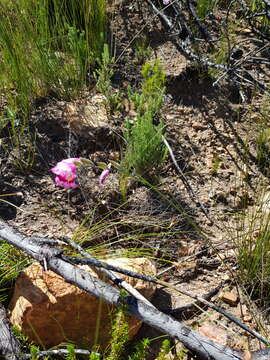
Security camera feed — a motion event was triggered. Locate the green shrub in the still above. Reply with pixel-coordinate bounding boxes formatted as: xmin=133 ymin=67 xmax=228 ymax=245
xmin=121 ymin=60 xmax=167 ymax=184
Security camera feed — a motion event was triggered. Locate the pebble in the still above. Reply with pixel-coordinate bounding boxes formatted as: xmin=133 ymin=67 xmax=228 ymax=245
xmin=220 ymin=291 xmax=239 ymax=306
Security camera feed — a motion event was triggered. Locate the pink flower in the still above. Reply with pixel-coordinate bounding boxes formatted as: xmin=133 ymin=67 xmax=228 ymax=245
xmin=50 ymin=158 xmax=81 ymax=188
xmin=163 ymin=0 xmax=171 ymax=4
xmin=99 ymin=166 xmax=111 ymax=185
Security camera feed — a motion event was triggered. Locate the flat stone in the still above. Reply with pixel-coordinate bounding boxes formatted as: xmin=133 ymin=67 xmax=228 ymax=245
xmin=9 ymin=258 xmax=157 ymax=349
xmin=220 ymin=291 xmax=239 ymax=306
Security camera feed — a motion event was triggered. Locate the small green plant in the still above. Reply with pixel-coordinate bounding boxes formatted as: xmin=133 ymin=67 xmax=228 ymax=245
xmin=89 ymin=351 xmax=101 ymax=360
xmin=237 ymin=224 xmax=270 ymax=301
xmin=120 ymin=60 xmax=167 ymax=198
xmin=134 ymin=37 xmax=152 ymax=64
xmin=196 ymin=0 xmax=217 ymax=19
xmin=0 ymin=108 xmax=35 ymax=173
xmin=250 ymin=0 xmax=270 ymax=30
xmin=94 ymin=44 xmax=123 ymax=113
xmin=0 ymin=241 xmax=31 ymax=303
xmin=210 ymin=155 xmax=222 ymax=175
xmin=12 ymin=326 xmax=32 ymax=350
xmin=155 ymin=339 xmax=171 ymax=360
xmin=234 ymin=192 xmax=270 ymax=304
xmin=208 ymin=14 xmax=238 ymax=78
xmin=30 ymin=345 xmax=40 ymax=360
xmin=106 ymin=291 xmax=129 ymax=360
xmin=128 ymin=338 xmax=150 ymax=360
xmin=66 ymin=344 xmax=76 ymax=360
xmin=137 ymin=60 xmax=166 ymax=117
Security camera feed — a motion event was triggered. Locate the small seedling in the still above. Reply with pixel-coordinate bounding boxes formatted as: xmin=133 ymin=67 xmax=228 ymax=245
xmin=196 ymin=0 xmax=217 ymax=19
xmin=134 ymin=37 xmax=152 ymax=64
xmin=94 ymin=44 xmax=123 ymax=113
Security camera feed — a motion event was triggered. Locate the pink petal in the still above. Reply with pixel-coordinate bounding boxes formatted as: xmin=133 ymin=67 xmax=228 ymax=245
xmin=99 ymin=168 xmax=110 ymax=185
xmin=55 ymin=176 xmax=78 ymax=189
xmin=51 ymin=158 xmax=81 ymax=188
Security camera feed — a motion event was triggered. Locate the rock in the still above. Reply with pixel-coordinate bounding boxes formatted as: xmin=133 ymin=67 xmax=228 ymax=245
xmin=220 ymin=291 xmax=239 ymax=306
xmin=197 ymin=323 xmax=228 ymax=346
xmin=84 ymin=95 xmax=108 ymax=128
xmin=243 ymin=315 xmax=252 ymax=323
xmin=63 ymin=95 xmax=108 ymax=132
xmin=9 ymin=258 xmax=156 ymax=349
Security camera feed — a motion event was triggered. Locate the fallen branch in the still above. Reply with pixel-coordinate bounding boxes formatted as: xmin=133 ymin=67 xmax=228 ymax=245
xmin=0 ymin=220 xmax=243 ymax=360
xmin=0 ymin=303 xmax=21 ymax=360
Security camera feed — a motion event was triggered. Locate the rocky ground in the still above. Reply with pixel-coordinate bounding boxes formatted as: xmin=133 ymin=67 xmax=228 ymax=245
xmin=1 ymin=0 xmax=270 ymax=358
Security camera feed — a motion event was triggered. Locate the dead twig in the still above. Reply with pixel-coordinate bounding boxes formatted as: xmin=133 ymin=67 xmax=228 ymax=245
xmin=168 ymin=283 xmax=223 ymax=319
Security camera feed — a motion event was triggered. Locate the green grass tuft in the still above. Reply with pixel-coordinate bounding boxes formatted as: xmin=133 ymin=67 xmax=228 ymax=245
xmin=0 ymin=241 xmax=31 ymax=303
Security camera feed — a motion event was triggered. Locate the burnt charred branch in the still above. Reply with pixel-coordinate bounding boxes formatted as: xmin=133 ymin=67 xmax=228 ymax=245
xmin=0 ymin=303 xmax=22 ymax=360
xmin=21 ymin=349 xmax=101 ymax=359
xmin=147 ymin=0 xmax=270 ymax=97
xmin=186 ymin=0 xmax=213 ymax=42
xmin=1 ymin=220 xmax=270 ymax=359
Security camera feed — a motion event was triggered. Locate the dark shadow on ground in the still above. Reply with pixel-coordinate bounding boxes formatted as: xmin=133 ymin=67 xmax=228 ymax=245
xmin=167 ymin=67 xmax=243 ymax=107
xmin=0 ymin=182 xmax=23 ymax=220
